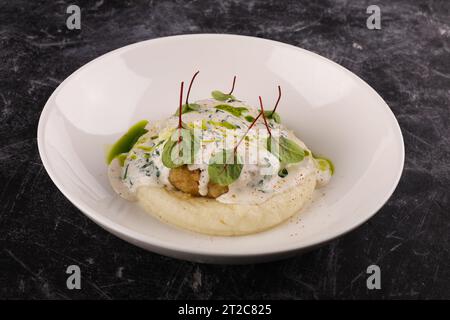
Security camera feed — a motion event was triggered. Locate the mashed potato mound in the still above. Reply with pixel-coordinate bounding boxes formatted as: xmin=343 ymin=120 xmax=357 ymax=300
xmin=136 ymin=173 xmax=316 ymax=236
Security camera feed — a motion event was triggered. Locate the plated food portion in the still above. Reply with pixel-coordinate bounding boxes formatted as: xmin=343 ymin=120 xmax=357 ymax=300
xmin=107 ymin=72 xmax=333 ymax=236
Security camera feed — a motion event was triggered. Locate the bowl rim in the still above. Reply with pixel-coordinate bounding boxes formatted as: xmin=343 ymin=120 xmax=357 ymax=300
xmin=37 ymin=33 xmax=405 ymax=259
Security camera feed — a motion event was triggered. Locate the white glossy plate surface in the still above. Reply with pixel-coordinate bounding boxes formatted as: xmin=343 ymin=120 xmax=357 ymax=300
xmin=37 ymin=34 xmax=404 ymax=263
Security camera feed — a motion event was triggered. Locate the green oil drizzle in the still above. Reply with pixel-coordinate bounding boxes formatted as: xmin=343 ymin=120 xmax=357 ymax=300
xmin=106 ymin=120 xmax=148 ymax=164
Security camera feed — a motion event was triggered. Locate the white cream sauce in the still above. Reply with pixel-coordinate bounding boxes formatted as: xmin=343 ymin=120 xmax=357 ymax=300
xmin=111 ymin=98 xmax=332 ymax=204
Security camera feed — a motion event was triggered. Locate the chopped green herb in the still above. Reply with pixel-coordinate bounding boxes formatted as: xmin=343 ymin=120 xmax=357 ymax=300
xmin=278 ymin=168 xmax=288 ymax=178
xmin=141 ymin=161 xmax=153 ymax=169
xmin=123 ymin=164 xmax=129 ymax=179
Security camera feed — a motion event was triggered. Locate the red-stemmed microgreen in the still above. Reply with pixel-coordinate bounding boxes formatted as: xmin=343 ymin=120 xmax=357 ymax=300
xmin=211 ymin=75 xmax=238 ymax=102
xmin=259 ymin=96 xmax=272 ymax=137
xmin=262 ymin=85 xmax=282 ymax=123
xmin=214 ymin=107 xmax=263 ymax=175
xmin=175 ymin=71 xmax=201 ymax=115
xmin=271 ymin=85 xmax=282 ymax=114
xmin=265 ymin=86 xmax=306 ymax=165
xmin=213 ymin=95 xmax=273 ymax=181
xmin=185 ymin=70 xmax=200 ymax=105
xmin=228 ymin=75 xmax=236 ymax=95
xmin=162 ymin=80 xmax=200 ymax=168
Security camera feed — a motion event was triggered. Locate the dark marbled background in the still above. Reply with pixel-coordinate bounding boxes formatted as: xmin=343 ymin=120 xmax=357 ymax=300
xmin=0 ymin=0 xmax=449 ymax=299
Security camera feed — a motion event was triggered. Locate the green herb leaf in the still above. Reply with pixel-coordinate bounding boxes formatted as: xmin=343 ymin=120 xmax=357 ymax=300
xmin=214 ymin=104 xmax=248 ymax=117
xmin=258 ymin=110 xmax=281 ymax=123
xmin=267 ymin=111 xmax=281 ymax=123
xmin=107 ymin=120 xmax=148 ymax=164
xmin=245 ymin=115 xmax=255 ymax=122
xmin=162 ymin=139 xmax=182 ymax=168
xmin=161 ymin=128 xmax=199 ymax=168
xmin=267 ymin=136 xmax=306 ymax=164
xmin=208 ymin=149 xmax=243 ymax=186
xmin=211 ymin=90 xmax=236 ymax=102
xmin=175 ymin=103 xmax=200 ymax=116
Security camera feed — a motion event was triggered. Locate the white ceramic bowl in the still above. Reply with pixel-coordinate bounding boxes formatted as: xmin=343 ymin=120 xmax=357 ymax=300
xmin=37 ymin=34 xmax=404 ymax=264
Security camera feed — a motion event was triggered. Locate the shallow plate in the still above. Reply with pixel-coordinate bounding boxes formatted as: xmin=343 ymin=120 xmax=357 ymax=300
xmin=37 ymin=34 xmax=404 ymax=264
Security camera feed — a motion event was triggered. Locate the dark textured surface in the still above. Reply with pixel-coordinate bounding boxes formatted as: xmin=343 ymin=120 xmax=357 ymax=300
xmin=0 ymin=0 xmax=449 ymax=299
